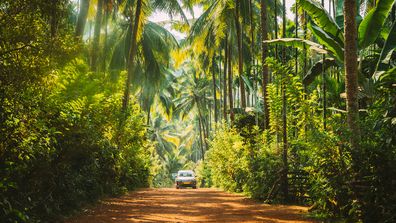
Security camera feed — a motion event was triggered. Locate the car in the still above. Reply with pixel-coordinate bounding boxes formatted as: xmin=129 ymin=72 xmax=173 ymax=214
xmin=175 ymin=170 xmax=197 ymax=189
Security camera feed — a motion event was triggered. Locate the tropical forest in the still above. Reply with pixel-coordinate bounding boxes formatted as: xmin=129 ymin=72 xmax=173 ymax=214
xmin=1 ymin=0 xmax=395 ymax=222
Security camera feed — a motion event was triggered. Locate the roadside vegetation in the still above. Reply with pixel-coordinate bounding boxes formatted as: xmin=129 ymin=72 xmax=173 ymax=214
xmin=1 ymin=0 xmax=395 ymax=222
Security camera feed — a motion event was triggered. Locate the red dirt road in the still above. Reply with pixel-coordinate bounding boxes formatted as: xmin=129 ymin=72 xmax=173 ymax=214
xmin=66 ymin=188 xmax=315 ymax=223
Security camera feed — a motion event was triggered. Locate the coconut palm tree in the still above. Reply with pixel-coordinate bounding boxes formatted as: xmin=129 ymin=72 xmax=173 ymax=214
xmin=121 ymin=0 xmax=190 ymax=112
xmin=261 ymin=0 xmax=269 ymax=129
xmin=344 ymin=0 xmax=360 ymax=149
xmin=173 ymin=63 xmax=212 ymax=159
xmin=75 ymin=0 xmax=90 ymax=38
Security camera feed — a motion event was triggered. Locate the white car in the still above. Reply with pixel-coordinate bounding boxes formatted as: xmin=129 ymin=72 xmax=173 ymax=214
xmin=175 ymin=170 xmax=197 ymax=189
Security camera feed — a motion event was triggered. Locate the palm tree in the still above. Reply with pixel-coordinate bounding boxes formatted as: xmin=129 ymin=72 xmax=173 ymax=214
xmin=235 ymin=0 xmax=247 ymax=108
xmin=344 ymin=0 xmax=360 ymax=149
xmin=75 ymin=0 xmax=90 ymax=38
xmin=281 ymin=0 xmax=288 ymax=202
xmin=212 ymin=55 xmax=218 ymax=124
xmin=174 ymin=64 xmax=212 ymax=158
xmin=122 ymin=0 xmax=143 ymax=112
xmin=261 ymin=0 xmax=269 ymax=129
xmin=228 ymin=39 xmax=235 ymax=122
xmin=91 ymin=0 xmax=104 ymax=71
xmin=223 ymin=37 xmax=228 ymax=121
xmin=120 ymin=0 xmax=190 ymax=112
xmin=149 ymin=116 xmax=179 ymax=160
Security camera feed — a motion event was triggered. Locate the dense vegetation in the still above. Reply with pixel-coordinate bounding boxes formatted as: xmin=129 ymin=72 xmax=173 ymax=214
xmin=1 ymin=0 xmax=395 ymax=222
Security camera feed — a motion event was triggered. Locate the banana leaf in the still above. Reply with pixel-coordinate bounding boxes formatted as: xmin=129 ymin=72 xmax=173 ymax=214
xmin=335 ymin=0 xmax=344 ymax=28
xmin=241 ymin=74 xmax=253 ymax=92
xmin=263 ymin=38 xmax=328 ymax=54
xmin=308 ymin=22 xmax=344 ymax=62
xmin=358 ymin=0 xmax=395 ymax=48
xmin=298 ymin=0 xmax=344 ymax=45
xmin=303 ymin=58 xmax=338 ymax=85
xmin=376 ymin=20 xmax=396 ymax=71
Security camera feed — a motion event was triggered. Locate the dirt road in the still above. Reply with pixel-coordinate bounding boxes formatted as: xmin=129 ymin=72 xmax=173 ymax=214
xmin=66 ymin=188 xmax=315 ymax=223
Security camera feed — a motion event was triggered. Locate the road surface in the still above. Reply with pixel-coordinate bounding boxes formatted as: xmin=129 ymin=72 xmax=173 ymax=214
xmin=66 ymin=188 xmax=315 ymax=223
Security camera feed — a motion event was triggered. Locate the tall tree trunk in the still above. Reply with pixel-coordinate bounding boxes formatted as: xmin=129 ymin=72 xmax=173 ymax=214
xmin=91 ymin=0 xmax=103 ymax=72
xmin=122 ymin=0 xmax=142 ymax=112
xmin=50 ymin=0 xmax=59 ymax=38
xmin=228 ymin=43 xmax=235 ymax=123
xmin=322 ymin=0 xmax=327 ymax=130
xmin=102 ymin=1 xmax=109 ymax=74
xmin=235 ymin=0 xmax=247 ymax=108
xmin=223 ymin=38 xmax=228 ymax=121
xmin=249 ymin=0 xmax=255 ymax=111
xmin=219 ymin=48 xmax=223 ymax=121
xmin=197 ymin=99 xmax=209 ymax=151
xmin=212 ymin=56 xmax=218 ymax=124
xmin=281 ymin=0 xmax=289 ymax=202
xmin=147 ymin=107 xmax=151 ymax=126
xmin=303 ymin=11 xmax=307 ymax=84
xmin=295 ymin=1 xmax=299 ymax=76
xmin=75 ymin=0 xmax=90 ymax=38
xmin=261 ymin=0 xmax=269 ymax=130
xmin=198 ymin=117 xmax=205 ymax=161
xmin=274 ymin=0 xmax=279 ymax=59
xmin=344 ymin=0 xmax=360 ymax=150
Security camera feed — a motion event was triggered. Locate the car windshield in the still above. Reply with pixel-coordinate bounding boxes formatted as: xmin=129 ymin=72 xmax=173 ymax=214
xmin=178 ymin=172 xmax=193 ymax=177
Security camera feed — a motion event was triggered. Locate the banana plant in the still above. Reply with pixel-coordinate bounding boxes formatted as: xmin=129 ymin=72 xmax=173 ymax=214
xmin=264 ymin=0 xmax=396 ymax=84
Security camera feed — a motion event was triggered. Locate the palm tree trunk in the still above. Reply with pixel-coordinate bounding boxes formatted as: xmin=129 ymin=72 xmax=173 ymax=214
xmin=249 ymin=0 xmax=255 ymax=110
xmin=223 ymin=38 xmax=228 ymax=121
xmin=50 ymin=0 xmax=58 ymax=38
xmin=274 ymin=0 xmax=279 ymax=59
xmin=147 ymin=107 xmax=151 ymax=126
xmin=198 ymin=117 xmax=205 ymax=161
xmin=303 ymin=11 xmax=307 ymax=84
xmin=322 ymin=0 xmax=327 ymax=130
xmin=91 ymin=0 xmax=103 ymax=72
xmin=344 ymin=0 xmax=360 ymax=150
xmin=261 ymin=0 xmax=269 ymax=130
xmin=122 ymin=0 xmax=142 ymax=112
xmin=219 ymin=48 xmax=223 ymax=121
xmin=75 ymin=0 xmax=90 ymax=38
xmin=235 ymin=0 xmax=247 ymax=108
xmin=197 ymin=100 xmax=209 ymax=151
xmin=102 ymin=1 xmax=109 ymax=74
xmin=212 ymin=56 xmax=218 ymax=124
xmin=281 ymin=0 xmax=289 ymax=202
xmin=228 ymin=42 xmax=234 ymax=123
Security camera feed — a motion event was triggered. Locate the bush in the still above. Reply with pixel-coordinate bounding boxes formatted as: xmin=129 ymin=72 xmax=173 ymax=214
xmin=0 ymin=59 xmax=151 ymax=222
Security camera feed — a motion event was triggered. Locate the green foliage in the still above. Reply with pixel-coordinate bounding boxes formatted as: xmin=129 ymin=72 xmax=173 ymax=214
xmin=377 ymin=20 xmax=396 ymax=71
xmin=264 ymin=38 xmax=328 ymax=55
xmin=1 ymin=57 xmax=151 ymax=222
xmin=358 ymin=0 xmax=395 ymax=48
xmin=298 ymin=0 xmax=344 ymax=44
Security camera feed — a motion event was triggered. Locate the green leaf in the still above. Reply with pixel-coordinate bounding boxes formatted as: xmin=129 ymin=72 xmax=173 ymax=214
xmin=358 ymin=0 xmax=395 ymax=48
xmin=376 ymin=20 xmax=396 ymax=71
xmin=303 ymin=58 xmax=339 ymax=86
xmin=298 ymin=0 xmax=344 ymax=44
xmin=241 ymin=75 xmax=253 ymax=92
xmin=308 ymin=22 xmax=344 ymax=62
xmin=263 ymin=38 xmax=328 ymax=54
xmin=335 ymin=0 xmax=344 ymax=28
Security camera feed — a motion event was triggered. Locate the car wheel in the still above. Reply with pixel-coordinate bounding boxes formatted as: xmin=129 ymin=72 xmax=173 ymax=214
xmin=193 ymin=186 xmax=197 ymax=189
